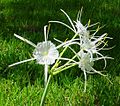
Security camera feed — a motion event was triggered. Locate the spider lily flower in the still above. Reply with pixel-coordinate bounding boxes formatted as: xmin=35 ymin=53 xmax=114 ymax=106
xmin=8 ymin=29 xmax=59 ymax=66
xmin=77 ymin=50 xmax=108 ymax=92
xmin=49 ymin=9 xmax=99 ymax=37
xmin=78 ymin=50 xmax=93 ymax=92
xmin=78 ymin=50 xmax=94 ymax=72
xmin=80 ymin=33 xmax=113 ymax=68
xmin=74 ymin=20 xmax=89 ymax=37
xmin=74 ymin=9 xmax=100 ymax=37
xmin=78 ymin=50 xmax=108 ymax=76
xmin=8 ymin=25 xmax=59 ymax=86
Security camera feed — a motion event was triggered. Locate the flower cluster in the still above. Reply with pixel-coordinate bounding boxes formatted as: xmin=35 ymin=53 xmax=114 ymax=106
xmin=8 ymin=8 xmax=113 ymax=92
xmin=49 ymin=9 xmax=113 ymax=92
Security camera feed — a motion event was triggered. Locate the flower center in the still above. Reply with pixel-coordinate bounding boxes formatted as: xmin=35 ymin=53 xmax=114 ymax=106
xmin=42 ymin=51 xmax=48 ymax=56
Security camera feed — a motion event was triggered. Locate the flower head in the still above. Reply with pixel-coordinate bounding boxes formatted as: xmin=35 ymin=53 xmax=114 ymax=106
xmin=8 ymin=25 xmax=59 ymax=87
xmin=78 ymin=50 xmax=94 ymax=71
xmin=74 ymin=20 xmax=89 ymax=36
xmin=33 ymin=41 xmax=59 ymax=65
xmin=49 ymin=8 xmax=98 ymax=37
xmin=8 ymin=25 xmax=59 ymax=67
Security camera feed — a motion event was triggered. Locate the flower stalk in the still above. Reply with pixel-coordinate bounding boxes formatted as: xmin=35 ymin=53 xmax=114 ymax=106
xmin=40 ymin=75 xmax=52 ymax=106
xmin=44 ymin=64 xmax=48 ymax=87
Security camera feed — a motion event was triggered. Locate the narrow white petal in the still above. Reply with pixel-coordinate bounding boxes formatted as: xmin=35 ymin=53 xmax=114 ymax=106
xmin=105 ymin=37 xmax=113 ymax=39
xmin=76 ymin=10 xmax=81 ymax=21
xmin=44 ymin=25 xmax=48 ymax=42
xmin=56 ymin=39 xmax=80 ymax=49
xmin=63 ymin=42 xmax=81 ymax=47
xmin=8 ymin=58 xmax=36 ymax=68
xmin=47 ymin=24 xmax=51 ymax=39
xmin=96 ymin=52 xmax=107 ymax=69
xmin=87 ymin=22 xmax=100 ymax=28
xmin=49 ymin=21 xmax=75 ymax=32
xmin=90 ymin=66 xmax=106 ymax=76
xmin=93 ymin=33 xmax=107 ymax=44
xmin=86 ymin=71 xmax=96 ymax=74
xmin=54 ymin=38 xmax=79 ymax=44
xmin=14 ymin=34 xmax=37 ymax=48
xmin=54 ymin=38 xmax=63 ymax=43
xmin=76 ymin=7 xmax=83 ymax=22
xmin=60 ymin=9 xmax=76 ymax=32
xmin=44 ymin=64 xmax=48 ymax=87
xmin=99 ymin=46 xmax=115 ymax=51
xmin=93 ymin=56 xmax=113 ymax=61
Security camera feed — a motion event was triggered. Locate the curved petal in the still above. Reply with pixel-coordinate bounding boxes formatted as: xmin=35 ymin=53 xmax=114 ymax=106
xmin=14 ymin=34 xmax=37 ymax=48
xmin=8 ymin=58 xmax=36 ymax=68
xmin=60 ymin=9 xmax=76 ymax=32
xmin=49 ymin=21 xmax=75 ymax=32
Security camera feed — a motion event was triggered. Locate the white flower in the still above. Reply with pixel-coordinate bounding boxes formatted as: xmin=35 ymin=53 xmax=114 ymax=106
xmin=78 ymin=50 xmax=108 ymax=75
xmin=78 ymin=50 xmax=93 ymax=92
xmin=78 ymin=50 xmax=108 ymax=92
xmin=8 ymin=25 xmax=59 ymax=67
xmin=8 ymin=25 xmax=59 ymax=86
xmin=80 ymin=33 xmax=113 ymax=68
xmin=33 ymin=41 xmax=59 ymax=65
xmin=74 ymin=20 xmax=89 ymax=36
xmin=78 ymin=50 xmax=94 ymax=71
xmin=49 ymin=8 xmax=98 ymax=36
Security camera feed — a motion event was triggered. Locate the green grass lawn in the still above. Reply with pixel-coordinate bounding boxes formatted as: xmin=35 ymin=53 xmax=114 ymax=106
xmin=0 ymin=0 xmax=120 ymax=105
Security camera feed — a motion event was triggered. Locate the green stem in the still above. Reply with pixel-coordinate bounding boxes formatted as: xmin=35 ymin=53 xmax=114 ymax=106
xmin=52 ymin=53 xmax=78 ymax=75
xmin=51 ymin=46 xmax=68 ymax=70
xmin=53 ymin=63 xmax=77 ymax=75
xmin=40 ymin=75 xmax=52 ymax=106
xmin=51 ymin=33 xmax=78 ymax=71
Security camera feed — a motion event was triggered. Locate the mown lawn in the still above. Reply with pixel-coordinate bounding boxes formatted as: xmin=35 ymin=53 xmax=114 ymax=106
xmin=0 ymin=0 xmax=120 ymax=105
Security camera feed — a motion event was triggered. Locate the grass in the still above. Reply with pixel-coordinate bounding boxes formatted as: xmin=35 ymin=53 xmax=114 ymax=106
xmin=0 ymin=0 xmax=120 ymax=105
